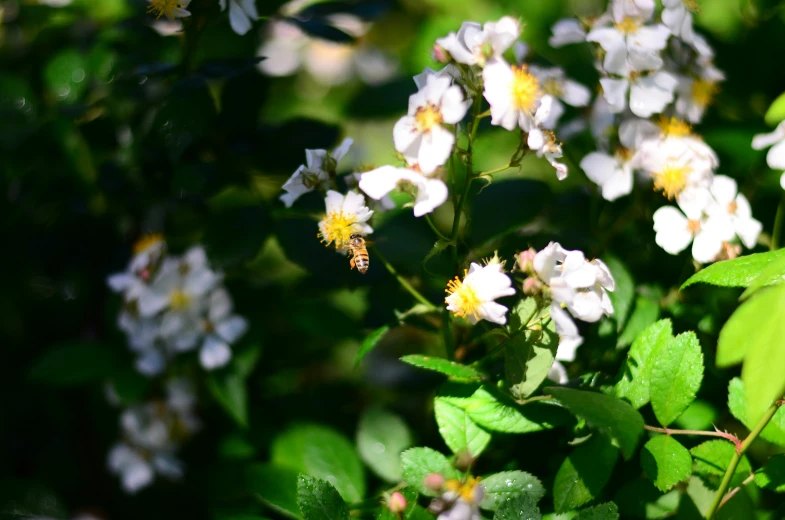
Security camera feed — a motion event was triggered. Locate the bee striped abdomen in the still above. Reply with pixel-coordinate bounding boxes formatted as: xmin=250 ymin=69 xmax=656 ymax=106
xmin=348 ymin=233 xmax=370 ymax=274
xmin=354 ymin=249 xmax=369 ymax=274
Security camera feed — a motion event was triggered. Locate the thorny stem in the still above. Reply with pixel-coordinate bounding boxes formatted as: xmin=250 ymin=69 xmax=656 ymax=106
xmin=705 ymin=399 xmax=783 ymax=519
xmin=643 ymin=425 xmax=742 ymax=450
xmin=371 ymin=245 xmax=435 ymax=310
xmin=771 ymin=194 xmax=785 ymax=250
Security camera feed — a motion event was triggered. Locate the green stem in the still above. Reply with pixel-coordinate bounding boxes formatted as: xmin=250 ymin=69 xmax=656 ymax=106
xmin=771 ymin=195 xmax=785 ymax=250
xmin=442 ymin=308 xmax=455 ymax=361
xmin=425 ymin=214 xmax=450 ymax=241
xmin=478 ymin=163 xmax=512 ymax=176
xmin=371 ymin=245 xmax=435 ymax=309
xmin=706 ymin=400 xmax=782 ymax=519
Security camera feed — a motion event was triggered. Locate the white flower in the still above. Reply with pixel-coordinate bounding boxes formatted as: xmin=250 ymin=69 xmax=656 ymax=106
xmin=674 ymin=74 xmax=721 ymax=123
xmin=147 ymin=0 xmax=191 ymax=20
xmin=280 ymin=138 xmax=353 ymax=207
xmin=706 ymin=175 xmax=762 ymax=249
xmin=548 ymin=19 xmax=587 ymax=47
xmin=581 ymin=147 xmax=634 ymax=201
xmin=527 ymin=127 xmax=569 ymax=180
xmin=600 ymin=71 xmax=678 ymax=117
xmin=653 ymin=193 xmax=734 ymax=263
xmin=437 ymin=479 xmax=484 ymax=520
xmin=752 ymin=121 xmax=785 ymax=190
xmin=108 ymin=443 xmax=155 ymax=494
xmin=219 ymin=0 xmax=258 ymax=36
xmin=547 ymin=360 xmax=568 ymax=384
xmin=587 ymin=16 xmax=670 ymax=76
xmin=445 ymin=262 xmax=516 ymax=325
xmin=610 ymin=0 xmax=655 ymax=23
xmin=107 ymin=234 xmax=166 ymax=298
xmin=483 ymin=58 xmax=553 ymax=132
xmin=529 ymin=66 xmax=592 ymax=129
xmin=257 ymin=20 xmax=308 ymax=76
xmin=393 ymin=75 xmax=470 ymax=174
xmin=413 ymin=66 xmax=460 ymax=90
xmin=550 ymin=304 xmax=584 ymax=362
xmin=435 ymin=17 xmax=519 ymax=66
xmin=144 ymin=246 xmax=219 ymax=321
xmin=359 ymin=165 xmax=448 ymax=217
xmin=318 ymin=190 xmax=373 ymax=252
xmin=662 ymin=0 xmax=695 ymax=43
xmin=199 ymin=288 xmax=249 ymax=370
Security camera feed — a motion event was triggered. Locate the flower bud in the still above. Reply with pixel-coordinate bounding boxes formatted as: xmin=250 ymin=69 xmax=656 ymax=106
xmin=388 ymin=492 xmax=407 ymax=514
xmin=522 ymin=276 xmax=543 ymax=296
xmin=433 ymin=44 xmax=450 ymax=63
xmin=423 ymin=472 xmax=445 ymax=492
xmin=517 ymin=248 xmax=537 ymax=274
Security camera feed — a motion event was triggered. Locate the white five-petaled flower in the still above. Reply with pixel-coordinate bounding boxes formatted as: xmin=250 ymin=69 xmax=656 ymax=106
xmin=318 ymin=190 xmax=373 ymax=253
xmin=435 ymin=16 xmax=519 ymax=66
xmin=445 ymin=262 xmax=516 ymax=325
xmin=706 ymin=175 xmax=762 ymax=250
xmin=752 ymin=121 xmax=785 ymax=190
xmin=436 ymin=478 xmax=484 ymax=520
xmin=548 ymin=18 xmax=587 ymax=47
xmin=483 ymin=58 xmax=553 ymax=132
xmin=610 ymin=0 xmax=655 ymax=22
xmin=199 ymin=288 xmax=249 ymax=370
xmin=674 ymin=72 xmax=722 ymax=123
xmin=662 ymin=0 xmax=695 ymax=43
xmin=359 ymin=165 xmax=448 ymax=217
xmin=587 ymin=14 xmax=670 ymax=76
xmin=393 ymin=75 xmax=469 ymax=174
xmin=280 ymin=138 xmax=353 ymax=207
xmin=147 ymin=0 xmax=191 ymax=20
xmin=600 ymin=70 xmax=678 ymax=117
xmin=529 ymin=66 xmax=592 ymax=129
xmin=581 ymin=146 xmax=635 ymax=201
xmin=219 ymin=0 xmax=258 ymax=36
xmin=527 ymin=127 xmax=569 ymax=180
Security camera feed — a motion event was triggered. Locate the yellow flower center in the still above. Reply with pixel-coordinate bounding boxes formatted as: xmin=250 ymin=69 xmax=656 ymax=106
xmin=169 ymin=289 xmax=191 ymax=310
xmin=414 ymin=104 xmax=443 ymax=132
xmin=691 ymin=79 xmax=718 ymax=107
xmin=511 ymin=65 xmax=541 ymax=113
xmin=687 ymin=219 xmax=701 ymax=234
xmin=652 ymin=163 xmax=691 ymax=199
xmin=445 ymin=271 xmax=482 ymax=320
xmin=727 ymin=200 xmax=738 ymax=214
xmin=147 ymin=0 xmax=184 ymax=18
xmin=615 ymin=146 xmax=632 ymax=162
xmin=133 ymin=233 xmax=164 ymax=254
xmin=657 ymin=116 xmax=692 ymax=137
xmin=319 ymin=210 xmax=359 ymax=250
xmin=445 ymin=477 xmax=482 ymax=504
xmin=614 ymin=17 xmax=641 ymax=34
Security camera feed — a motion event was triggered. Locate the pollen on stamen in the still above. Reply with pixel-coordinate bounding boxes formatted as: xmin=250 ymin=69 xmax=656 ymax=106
xmin=133 ymin=233 xmax=164 ymax=254
xmin=147 ymin=0 xmax=181 ymax=19
xmin=510 ymin=65 xmax=541 ymax=113
xmin=691 ymin=79 xmax=719 ymax=107
xmin=414 ymin=104 xmax=443 ymax=133
xmin=657 ymin=116 xmax=692 ymax=137
xmin=687 ymin=219 xmax=701 ymax=234
xmin=652 ymin=163 xmax=691 ymax=199
xmin=445 ymin=272 xmax=482 ymax=320
xmin=614 ymin=17 xmax=641 ymax=33
xmin=318 ymin=210 xmax=359 ymax=250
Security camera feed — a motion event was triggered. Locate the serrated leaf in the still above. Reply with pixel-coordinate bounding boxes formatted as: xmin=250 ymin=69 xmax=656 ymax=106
xmin=354 ymin=325 xmax=390 ymax=367
xmin=616 ymin=296 xmax=661 ymax=349
xmin=740 ymin=253 xmax=785 ymax=299
xmin=615 ymin=319 xmax=673 ymax=408
xmin=574 ymin=502 xmax=619 ymax=520
xmin=650 ymin=332 xmax=704 ymax=427
xmin=400 ymin=447 xmax=459 ymax=496
xmin=296 ymin=475 xmax=349 ymax=520
xmin=690 ymin=440 xmax=752 ymax=489
xmin=727 ymin=377 xmax=785 ymax=446
xmin=640 ymin=436 xmax=692 ymax=492
xmin=553 ymin=435 xmax=619 ymax=513
xmin=272 ymin=424 xmax=365 ymax=503
xmin=765 ymin=91 xmax=785 ymax=125
xmin=479 ymin=471 xmax=545 ymax=511
xmin=400 ymin=355 xmax=484 ymax=381
xmin=246 ymin=464 xmax=302 ymax=519
xmin=604 ymin=256 xmax=635 ymax=332
xmin=753 ymin=454 xmax=785 ymax=492
xmin=681 ymin=249 xmax=785 ymax=290
xmin=434 ymin=399 xmax=491 ymax=457
xmin=505 ymin=322 xmax=559 ymax=399
xmin=357 ymin=407 xmax=413 ymax=482
xmin=493 ymin=493 xmax=541 ymax=520
xmin=546 ymin=387 xmax=644 ymax=459
xmin=28 ymin=342 xmax=117 ymax=386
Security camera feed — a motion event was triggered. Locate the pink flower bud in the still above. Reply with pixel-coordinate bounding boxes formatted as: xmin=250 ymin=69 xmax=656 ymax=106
xmin=389 ymin=492 xmax=407 ymax=513
xmin=423 ymin=472 xmax=445 ymax=491
xmin=517 ymin=248 xmax=537 ymax=273
xmin=522 ymin=276 xmax=543 ymax=296
xmin=433 ymin=44 xmax=449 ymax=63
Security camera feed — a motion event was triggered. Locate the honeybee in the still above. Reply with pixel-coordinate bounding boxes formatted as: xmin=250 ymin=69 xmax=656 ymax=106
xmin=348 ymin=233 xmax=370 ymax=274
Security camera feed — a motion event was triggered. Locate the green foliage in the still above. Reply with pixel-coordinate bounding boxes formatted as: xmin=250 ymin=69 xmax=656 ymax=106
xmin=356 ymin=407 xmax=413 ymax=482
xmin=765 ymin=91 xmax=785 ymax=125
xmin=28 ymin=342 xmax=117 ymax=386
xmin=433 ymin=398 xmax=491 ymax=457
xmin=650 ymin=332 xmax=704 ymax=427
xmin=640 ymin=435 xmax=692 ymax=492
xmin=400 ymin=447 xmax=459 ymax=496
xmin=753 ymin=454 xmax=785 ymax=492
xmin=246 ymin=464 xmax=302 ymax=518
xmin=574 ymin=503 xmax=619 ymax=520
xmin=615 ymin=319 xmax=674 ymax=408
xmin=296 ymin=475 xmax=350 ymax=520
xmin=547 ymin=387 xmax=644 ymax=459
xmin=354 ymin=325 xmax=390 ymax=366
xmin=505 ymin=319 xmax=559 ymax=399
xmin=399 ymin=355 xmax=485 ymax=381
xmin=616 ymin=296 xmax=661 ymax=349
xmin=690 ymin=440 xmax=752 ymax=488
xmin=681 ymin=249 xmax=785 ymax=290
xmin=493 ymin=493 xmax=541 ymax=520
xmin=552 ymin=435 xmax=619 ymax=513
xmin=479 ymin=471 xmax=545 ymax=511
xmin=727 ymin=377 xmax=785 ymax=446
xmin=613 ymin=479 xmax=680 ymax=519
xmin=604 ymin=255 xmax=635 ymax=333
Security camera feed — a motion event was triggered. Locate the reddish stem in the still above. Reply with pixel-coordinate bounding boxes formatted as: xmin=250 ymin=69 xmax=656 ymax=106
xmin=643 ymin=425 xmax=743 ymax=452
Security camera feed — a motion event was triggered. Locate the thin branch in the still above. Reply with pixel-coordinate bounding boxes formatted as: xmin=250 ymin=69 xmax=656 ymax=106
xmin=717 ymin=472 xmax=754 ymax=511
xmin=425 ymin=214 xmax=450 ymax=242
xmin=371 ymin=245 xmax=435 ymax=310
xmin=643 ymin=425 xmax=742 ymax=451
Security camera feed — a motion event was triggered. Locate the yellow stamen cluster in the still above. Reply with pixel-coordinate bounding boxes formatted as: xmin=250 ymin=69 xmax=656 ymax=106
xmin=657 ymin=116 xmax=692 ymax=137
xmin=445 ymin=271 xmax=482 ymax=320
xmin=652 ymin=163 xmax=691 ymax=199
xmin=691 ymin=79 xmax=718 ymax=107
xmin=614 ymin=17 xmax=641 ymax=34
xmin=319 ymin=211 xmax=359 ymax=250
xmin=133 ymin=233 xmax=164 ymax=254
xmin=687 ymin=219 xmax=701 ymax=234
xmin=510 ymin=65 xmax=541 ymax=113
xmin=727 ymin=200 xmax=738 ymax=215
xmin=445 ymin=477 xmax=482 ymax=504
xmin=147 ymin=0 xmax=184 ymax=19
xmin=415 ymin=104 xmax=443 ymax=133
xmin=169 ymin=289 xmax=191 ymax=310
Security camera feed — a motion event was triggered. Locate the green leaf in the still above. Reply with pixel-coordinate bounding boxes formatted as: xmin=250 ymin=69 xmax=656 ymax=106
xmin=616 ymin=296 xmax=661 ymax=349
xmin=246 ymin=464 xmax=302 ymax=519
xmin=505 ymin=321 xmax=559 ymax=400
xmin=400 ymin=447 xmax=459 ymax=496
xmin=765 ymin=91 xmax=785 ymax=125
xmin=753 ymin=454 xmax=785 ymax=492
xmin=681 ymin=249 xmax=785 ymax=289
xmin=400 ymin=355 xmax=484 ymax=381
xmin=43 ymin=49 xmax=89 ymax=104
xmin=296 ymin=475 xmax=349 ymax=520
xmin=272 ymin=424 xmax=365 ymax=503
xmin=615 ymin=319 xmax=673 ymax=408
xmin=650 ymin=332 xmax=704 ymax=427
xmin=28 ymin=342 xmax=117 ymax=386
xmin=434 ymin=399 xmax=491 ymax=458
xmin=208 ymin=372 xmax=248 ymax=428
xmin=727 ymin=377 xmax=785 ymax=446
xmin=553 ymin=435 xmax=619 ymax=513
xmin=357 ymin=407 xmax=413 ymax=482
xmin=354 ymin=326 xmax=390 ymax=367
xmin=613 ymin=479 xmax=680 ymax=519
xmin=640 ymin=435 xmax=692 ymax=492
xmin=479 ymin=470 xmax=545 ymax=511
xmin=690 ymin=440 xmax=752 ymax=488
xmin=740 ymin=253 xmax=785 ymax=299
xmin=674 ymin=400 xmax=718 ymax=432
xmin=493 ymin=494 xmax=541 ymax=520
xmin=604 ymin=256 xmax=635 ymax=332
xmin=546 ymin=387 xmax=644 ymax=460
xmin=574 ymin=503 xmax=619 ymax=520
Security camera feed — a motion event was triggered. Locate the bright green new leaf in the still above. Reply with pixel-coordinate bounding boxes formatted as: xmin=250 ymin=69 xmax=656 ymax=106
xmin=675 ymin=400 xmax=719 ymax=431
xmin=740 ymin=253 xmax=785 ymax=299
xmin=547 ymin=387 xmax=644 ymax=459
xmin=753 ymin=454 xmax=785 ymax=492
xmin=272 ymin=424 xmax=365 ymax=503
xmin=400 ymin=447 xmax=460 ymax=496
xmin=616 ymin=296 xmax=661 ymax=349
xmin=553 ymin=435 xmax=619 ymax=513
xmin=727 ymin=377 xmax=785 ymax=446
xmin=400 ymin=355 xmax=484 ymax=381
xmin=504 ymin=322 xmax=559 ymax=399
xmin=640 ymin=435 xmax=692 ymax=492
xmin=357 ymin=407 xmax=413 ymax=482
xmin=604 ymin=255 xmax=635 ymax=332
xmin=354 ymin=325 xmax=390 ymax=366
xmin=493 ymin=493 xmax=541 ymax=520
xmin=765 ymin=91 xmax=785 ymax=125
xmin=690 ymin=440 xmax=752 ymax=488
xmin=650 ymin=332 xmax=704 ymax=427
xmin=574 ymin=502 xmax=619 ymax=520
xmin=434 ymin=398 xmax=491 ymax=457
xmin=681 ymin=249 xmax=785 ymax=290
xmin=28 ymin=342 xmax=117 ymax=386
xmin=246 ymin=464 xmax=302 ymax=519
xmin=208 ymin=372 xmax=248 ymax=428
xmin=615 ymin=319 xmax=673 ymax=408
xmin=296 ymin=475 xmax=349 ymax=520
xmin=479 ymin=471 xmax=545 ymax=511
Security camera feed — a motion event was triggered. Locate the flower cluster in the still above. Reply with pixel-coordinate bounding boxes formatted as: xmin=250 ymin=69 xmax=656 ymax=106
xmin=753 ymin=121 xmax=785 ymax=190
xmin=107 ymin=379 xmax=200 ymax=494
xmin=108 ymin=236 xmax=248 ymax=375
xmin=426 ymin=474 xmax=485 ymax=520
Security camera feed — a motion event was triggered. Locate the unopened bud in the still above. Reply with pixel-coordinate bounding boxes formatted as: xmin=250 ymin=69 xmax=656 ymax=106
xmin=389 ymin=492 xmax=407 ymax=513
xmin=433 ymin=44 xmax=450 ymax=63
xmin=424 ymin=473 xmax=445 ymax=492
xmin=517 ymin=248 xmax=537 ymax=274
xmin=522 ymin=276 xmax=543 ymax=296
